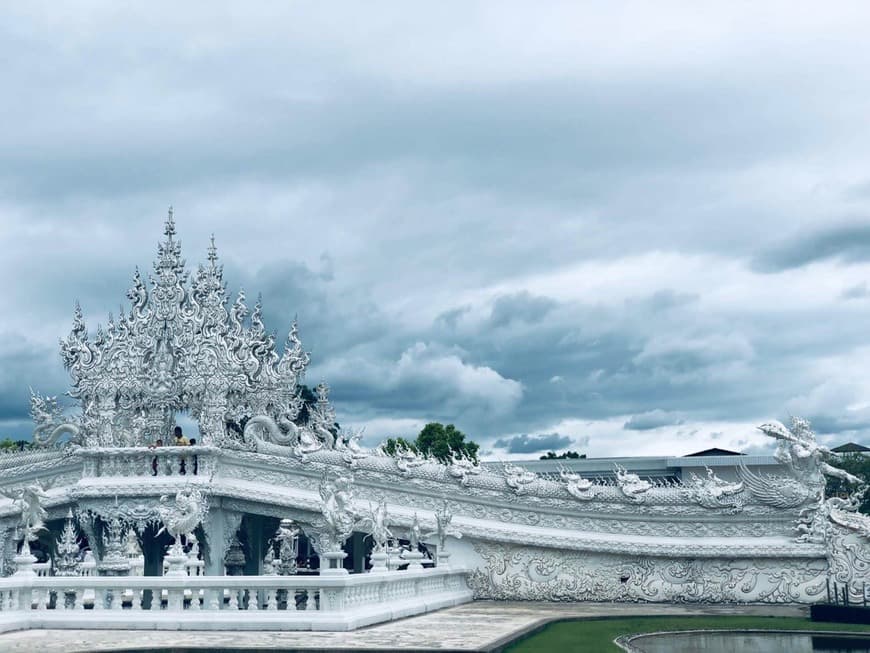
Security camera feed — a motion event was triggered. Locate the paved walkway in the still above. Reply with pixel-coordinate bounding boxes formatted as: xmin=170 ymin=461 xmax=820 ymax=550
xmin=0 ymin=602 xmax=809 ymax=652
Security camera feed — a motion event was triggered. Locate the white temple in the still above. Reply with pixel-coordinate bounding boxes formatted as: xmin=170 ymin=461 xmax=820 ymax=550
xmin=2 ymin=212 xmax=870 ymax=632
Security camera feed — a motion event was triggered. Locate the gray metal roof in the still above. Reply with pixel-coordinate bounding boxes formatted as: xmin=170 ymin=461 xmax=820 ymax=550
xmin=481 ymin=454 xmax=782 ymax=474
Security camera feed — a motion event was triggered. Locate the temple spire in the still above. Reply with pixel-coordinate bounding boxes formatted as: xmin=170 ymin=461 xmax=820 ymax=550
xmin=207 ymin=234 xmax=218 ymax=267
xmin=164 ymin=206 xmax=176 ymax=239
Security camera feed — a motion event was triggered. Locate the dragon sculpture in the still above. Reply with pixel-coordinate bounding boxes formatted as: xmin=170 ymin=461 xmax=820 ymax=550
xmin=447 ymin=454 xmax=482 ymax=487
xmin=503 ymin=461 xmax=537 ymax=495
xmin=827 ymin=491 xmax=870 ymax=538
xmin=560 ymin=468 xmax=598 ymax=501
xmin=615 ymin=465 xmax=652 ymax=503
xmin=30 ymin=390 xmax=80 ymax=447
xmin=337 ymin=428 xmax=370 ymax=468
xmin=686 ymin=467 xmax=745 ymax=513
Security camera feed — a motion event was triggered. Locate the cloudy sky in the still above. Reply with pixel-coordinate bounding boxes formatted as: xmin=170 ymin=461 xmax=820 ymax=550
xmin=3 ymin=2 xmax=870 ymax=458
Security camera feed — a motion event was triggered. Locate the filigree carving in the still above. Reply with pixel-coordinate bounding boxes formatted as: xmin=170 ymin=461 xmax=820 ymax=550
xmin=426 ymin=501 xmax=461 ymax=550
xmin=394 ymin=446 xmax=427 ymax=477
xmin=685 ymin=467 xmax=745 ymax=513
xmin=742 ymin=418 xmax=865 ymax=540
xmin=75 ymin=498 xmax=161 ymax=534
xmin=30 ymin=391 xmax=81 ymax=446
xmin=54 ymin=509 xmax=81 ymax=576
xmin=337 ymin=429 xmax=369 ymax=468
xmin=560 ymin=468 xmax=598 ymax=501
xmin=98 ymin=516 xmax=132 ymax=574
xmin=1 ymin=481 xmax=50 ymax=546
xmin=38 ymin=211 xmax=329 ymax=450
xmin=447 ymin=454 xmax=481 ymax=487
xmin=469 ymin=542 xmax=828 ymax=603
xmin=273 ymin=518 xmax=301 ymax=575
xmin=13 ymin=206 xmax=870 ymax=608
xmin=316 ymin=473 xmax=359 ymax=552
xmin=503 ymin=462 xmax=537 ymax=495
xmin=615 ymin=466 xmax=652 ymax=503
xmin=358 ymin=500 xmax=392 ymax=553
xmin=157 ymin=487 xmax=209 ymax=543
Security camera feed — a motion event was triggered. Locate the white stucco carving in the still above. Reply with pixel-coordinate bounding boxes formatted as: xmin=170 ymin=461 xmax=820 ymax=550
xmin=1 ymin=481 xmax=50 ymax=552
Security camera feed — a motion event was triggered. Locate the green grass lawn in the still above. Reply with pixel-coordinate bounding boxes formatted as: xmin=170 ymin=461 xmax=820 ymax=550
xmin=504 ymin=616 xmax=870 ymax=652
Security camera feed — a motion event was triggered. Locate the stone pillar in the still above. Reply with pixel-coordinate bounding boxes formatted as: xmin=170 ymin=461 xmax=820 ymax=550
xmin=298 ymin=525 xmax=326 ymax=573
xmin=144 ymin=408 xmax=167 ymax=449
xmin=369 ymin=550 xmax=389 ymax=574
xmin=199 ymin=394 xmax=228 ymax=446
xmin=13 ymin=539 xmax=38 ymax=577
xmin=163 ymin=540 xmax=188 ymax=577
xmin=0 ymin=528 xmax=9 ymax=577
xmin=224 ymin=537 xmax=246 ymax=575
xmin=78 ymin=516 xmax=102 ymax=564
xmin=402 ymin=548 xmax=425 ymax=570
xmin=243 ymin=515 xmax=264 ymax=576
xmin=311 ymin=530 xmax=348 ymax=577
xmin=200 ymin=508 xmax=242 ymax=576
xmin=95 ymin=395 xmax=117 ymax=447
xmin=321 ymin=549 xmax=348 ymax=575
xmin=142 ymin=534 xmax=164 ymax=577
xmin=140 ymin=525 xmax=171 ymax=610
xmin=351 ymin=532 xmax=366 ymax=573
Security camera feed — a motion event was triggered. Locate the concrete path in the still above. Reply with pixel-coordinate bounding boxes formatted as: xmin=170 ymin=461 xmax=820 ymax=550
xmin=0 ymin=602 xmax=809 ymax=652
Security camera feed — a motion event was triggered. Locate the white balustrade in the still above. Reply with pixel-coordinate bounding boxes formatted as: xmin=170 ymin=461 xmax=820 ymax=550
xmin=79 ymin=553 xmax=97 ymax=577
xmin=81 ymin=446 xmax=216 ymax=478
xmin=33 ymin=561 xmax=52 ymax=577
xmin=0 ymin=567 xmax=471 ymax=631
xmin=130 ymin=555 xmax=145 ymax=577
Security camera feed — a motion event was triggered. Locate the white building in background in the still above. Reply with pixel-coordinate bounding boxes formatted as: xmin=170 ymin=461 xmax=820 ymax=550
xmin=483 ymin=448 xmax=787 ymax=484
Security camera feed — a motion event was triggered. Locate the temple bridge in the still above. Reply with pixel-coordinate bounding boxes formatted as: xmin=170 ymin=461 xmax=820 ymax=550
xmin=2 ymin=213 xmax=870 ymax=632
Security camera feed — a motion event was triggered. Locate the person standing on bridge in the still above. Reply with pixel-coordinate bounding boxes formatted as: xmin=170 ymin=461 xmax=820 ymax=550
xmin=172 ymin=426 xmax=189 ymax=446
xmin=149 ymin=438 xmax=163 ymax=476
xmin=173 ymin=426 xmax=189 ymax=474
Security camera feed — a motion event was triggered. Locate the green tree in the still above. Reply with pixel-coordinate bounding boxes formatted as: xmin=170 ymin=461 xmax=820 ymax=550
xmin=225 ymin=383 xmax=339 ymax=438
xmin=414 ymin=422 xmax=479 ymax=463
xmin=539 ymin=450 xmax=586 ymax=460
xmin=382 ymin=437 xmax=418 ymax=456
xmin=0 ymin=438 xmax=18 ymax=452
xmin=826 ymin=452 xmax=870 ymax=514
xmin=293 ymin=384 xmax=319 ymax=426
xmin=382 ymin=423 xmax=479 ymax=463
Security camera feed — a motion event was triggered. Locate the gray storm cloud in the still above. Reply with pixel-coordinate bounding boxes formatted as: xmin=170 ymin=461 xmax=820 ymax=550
xmin=2 ymin=3 xmax=870 ymax=457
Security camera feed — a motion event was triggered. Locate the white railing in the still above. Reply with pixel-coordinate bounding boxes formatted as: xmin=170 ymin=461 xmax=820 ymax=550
xmin=0 ymin=567 xmax=471 ymax=632
xmin=81 ymin=446 xmax=216 ymax=478
xmin=130 ymin=555 xmax=145 ymax=577
xmin=161 ymin=555 xmax=201 ymax=576
xmin=32 ymin=562 xmax=51 ymax=578
xmin=79 ymin=555 xmax=97 ymax=577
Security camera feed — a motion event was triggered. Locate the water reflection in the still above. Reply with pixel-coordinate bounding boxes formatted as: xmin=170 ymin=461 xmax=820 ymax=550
xmin=631 ymin=632 xmax=870 ymax=652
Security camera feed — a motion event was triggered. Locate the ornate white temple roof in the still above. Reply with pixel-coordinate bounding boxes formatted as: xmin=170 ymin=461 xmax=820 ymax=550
xmin=36 ymin=210 xmax=320 ymax=449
